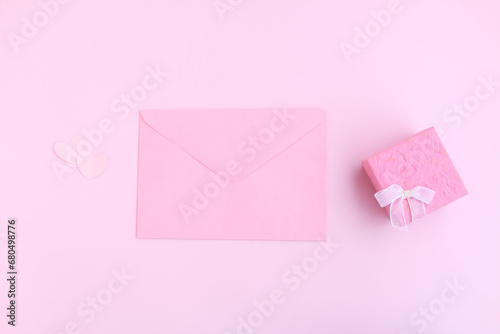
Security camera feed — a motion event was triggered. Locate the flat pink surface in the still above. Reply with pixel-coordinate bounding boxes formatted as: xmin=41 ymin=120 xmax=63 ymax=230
xmin=137 ymin=109 xmax=326 ymax=240
xmin=363 ymin=127 xmax=468 ymax=221
xmin=1 ymin=1 xmax=500 ymax=333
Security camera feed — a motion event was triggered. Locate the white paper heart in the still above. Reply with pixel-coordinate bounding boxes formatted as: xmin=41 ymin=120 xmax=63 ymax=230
xmin=77 ymin=153 xmax=108 ymax=179
xmin=53 ymin=141 xmax=79 ymax=165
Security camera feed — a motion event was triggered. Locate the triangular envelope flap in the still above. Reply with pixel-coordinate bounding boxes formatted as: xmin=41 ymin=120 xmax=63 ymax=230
xmin=140 ymin=109 xmax=326 ymax=181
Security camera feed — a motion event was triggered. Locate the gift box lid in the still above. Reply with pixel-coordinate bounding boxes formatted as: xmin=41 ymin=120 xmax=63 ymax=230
xmin=362 ymin=127 xmax=468 ymax=220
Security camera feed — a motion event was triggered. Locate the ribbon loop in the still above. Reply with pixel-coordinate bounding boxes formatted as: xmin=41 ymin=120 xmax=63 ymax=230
xmin=374 ymin=184 xmax=404 ymax=207
xmin=374 ymin=184 xmax=435 ymax=231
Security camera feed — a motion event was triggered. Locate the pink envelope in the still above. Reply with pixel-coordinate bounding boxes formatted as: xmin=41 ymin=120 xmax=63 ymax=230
xmin=136 ymin=109 xmax=327 ymax=240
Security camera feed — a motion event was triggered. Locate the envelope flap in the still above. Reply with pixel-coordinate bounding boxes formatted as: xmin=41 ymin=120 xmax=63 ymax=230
xmin=139 ymin=109 xmax=326 ymax=181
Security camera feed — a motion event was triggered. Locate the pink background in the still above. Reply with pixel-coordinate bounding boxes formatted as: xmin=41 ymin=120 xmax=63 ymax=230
xmin=1 ymin=0 xmax=499 ymax=333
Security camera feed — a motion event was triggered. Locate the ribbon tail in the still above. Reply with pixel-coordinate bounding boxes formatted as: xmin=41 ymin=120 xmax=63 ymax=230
xmin=408 ymin=197 xmax=426 ymax=221
xmin=408 ymin=186 xmax=435 ymax=222
xmin=389 ymin=196 xmax=408 ymax=232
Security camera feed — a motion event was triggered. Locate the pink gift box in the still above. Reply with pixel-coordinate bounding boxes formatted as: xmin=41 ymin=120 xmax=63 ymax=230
xmin=362 ymin=127 xmax=468 ymax=226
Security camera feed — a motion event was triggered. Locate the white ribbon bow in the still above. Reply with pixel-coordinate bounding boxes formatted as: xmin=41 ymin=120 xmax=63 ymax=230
xmin=374 ymin=184 xmax=435 ymax=232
